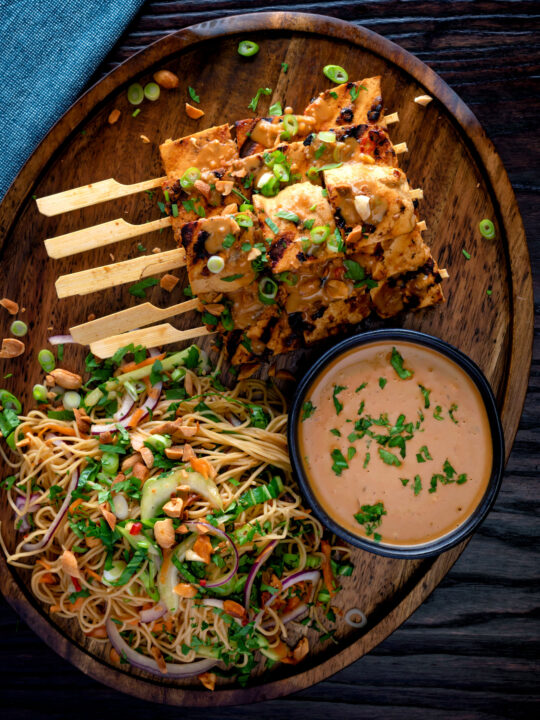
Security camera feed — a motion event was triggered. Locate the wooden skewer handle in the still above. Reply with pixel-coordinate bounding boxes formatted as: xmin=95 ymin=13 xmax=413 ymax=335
xmin=70 ymin=298 xmax=199 ymax=345
xmin=90 ymin=323 xmax=214 ymax=359
xmin=384 ymin=112 xmax=399 ymax=124
xmin=36 ymin=176 xmax=166 ymax=217
xmin=55 ymin=248 xmax=186 ymax=298
xmin=45 ymin=216 xmax=172 ymax=259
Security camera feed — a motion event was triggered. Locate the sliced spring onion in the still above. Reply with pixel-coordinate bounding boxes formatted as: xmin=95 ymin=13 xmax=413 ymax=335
xmin=207 ymin=255 xmax=225 ymax=274
xmin=38 ymin=349 xmax=55 ymax=373
xmin=10 ymin=320 xmax=27 ymax=337
xmin=84 ymin=387 xmax=103 ymax=408
xmin=317 ymin=130 xmax=336 ymax=143
xmin=180 ymin=166 xmax=201 ymax=190
xmin=240 ymin=202 xmax=254 ymax=212
xmin=479 ymin=218 xmax=495 ymax=239
xmin=326 ymin=230 xmax=342 ymax=253
xmin=103 ymin=560 xmax=127 ymax=586
xmin=276 ymin=209 xmax=299 ymax=223
xmin=63 ymin=391 xmax=81 ymax=410
xmin=310 ymin=225 xmax=330 ymax=244
xmin=235 ymin=213 xmax=253 ymax=228
xmin=282 ymin=114 xmax=298 ymax=136
xmin=269 ymin=101 xmax=283 ymax=116
xmin=0 ymin=390 xmax=22 ymax=412
xmin=101 ymin=452 xmax=119 ymax=476
xmin=323 ymin=64 xmax=348 ymax=84
xmin=127 ymin=83 xmax=144 ymax=105
xmin=258 ymin=277 xmax=278 ymax=304
xmin=238 ymin=40 xmax=259 ymax=57
xmin=273 ymin=163 xmax=290 ymax=182
xmin=260 ymin=176 xmax=280 ymax=197
xmin=144 ymin=82 xmax=160 ymax=101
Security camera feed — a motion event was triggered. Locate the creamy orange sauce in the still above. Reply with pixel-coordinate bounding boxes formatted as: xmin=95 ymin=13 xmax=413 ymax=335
xmin=298 ymin=341 xmax=492 ymax=546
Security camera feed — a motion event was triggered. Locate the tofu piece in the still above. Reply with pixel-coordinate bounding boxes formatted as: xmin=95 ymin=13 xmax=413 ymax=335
xmin=351 ymin=228 xmax=431 ymax=281
xmin=224 ymin=125 xmax=397 ymax=197
xmin=295 ymin=289 xmax=373 ymax=345
xmin=324 ymin=163 xmax=416 ymax=249
xmin=282 ymin=258 xmax=356 ymax=315
xmin=236 ymin=115 xmax=316 ymax=156
xmin=253 ymin=182 xmax=343 ymax=274
xmin=160 ymin=124 xmax=239 ymax=225
xmin=303 ymin=77 xmax=385 ymax=131
xmin=180 ymin=213 xmax=258 ymax=296
xmin=370 ymin=257 xmax=446 ymax=318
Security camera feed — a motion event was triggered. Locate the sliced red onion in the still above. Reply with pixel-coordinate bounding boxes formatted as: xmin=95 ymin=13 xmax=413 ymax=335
xmin=257 ymin=570 xmax=320 ymax=625
xmin=225 ymin=413 xmax=242 ymax=427
xmin=44 ymin=432 xmax=68 ymax=448
xmin=22 ymin=469 xmax=79 ymax=551
xmin=202 ymin=598 xmax=224 ymax=610
xmin=48 ymin=334 xmax=75 ymax=346
xmin=106 ymin=618 xmax=217 ymax=677
xmin=15 ymin=494 xmax=40 ymax=533
xmin=344 ymin=607 xmax=367 ymax=628
xmin=184 ymin=521 xmax=238 ymax=588
xmin=113 ymin=394 xmax=135 ymax=422
xmin=148 ymin=348 xmax=161 ymax=358
xmin=91 ymin=381 xmax=162 ymax=435
xmin=139 ymin=603 xmax=167 ymax=624
xmin=244 ymin=539 xmax=278 ymax=612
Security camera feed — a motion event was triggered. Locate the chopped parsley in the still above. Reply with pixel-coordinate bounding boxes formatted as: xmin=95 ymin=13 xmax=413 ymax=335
xmin=416 ymin=445 xmax=432 ymax=463
xmin=222 ymin=274 xmax=244 ymax=282
xmin=413 ymin=475 xmax=422 ymax=495
xmin=128 ymin=277 xmax=158 ymax=298
xmin=390 ymin=347 xmax=413 ymax=379
xmin=462 ymin=249 xmax=471 ymax=260
xmin=332 ymin=384 xmax=346 ymax=415
xmin=281 ymin=62 xmax=288 ymax=73
xmin=353 ymin=502 xmax=386 ymax=536
xmin=433 ymin=405 xmax=444 ymax=421
xmin=248 ymin=87 xmax=272 ymax=112
xmin=188 ymin=86 xmax=200 ymax=103
xmin=378 ymin=447 xmax=402 ymax=467
xmin=265 ymin=217 xmax=279 ymax=234
xmin=223 ymin=233 xmax=236 ymax=248
xmin=331 ymin=449 xmax=349 ymax=476
xmin=378 ymin=377 xmax=387 ymax=389
xmin=449 ymin=403 xmax=459 ymax=423
xmin=301 ymin=400 xmax=316 ymax=421
xmin=330 ymin=428 xmax=341 ymax=437
xmin=355 ymin=382 xmax=367 ymax=392
xmin=276 ymin=210 xmax=299 ymax=223
xmin=419 ymin=384 xmax=431 ymax=408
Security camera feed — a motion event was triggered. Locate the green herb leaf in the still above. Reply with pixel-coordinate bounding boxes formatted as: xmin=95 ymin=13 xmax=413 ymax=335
xmin=449 ymin=403 xmax=459 ymax=423
xmin=276 ymin=210 xmax=300 ymax=224
xmin=269 ymin=101 xmax=283 ymax=116
xmin=129 ymin=277 xmax=158 ymax=298
xmin=353 ymin=502 xmax=386 ymax=536
xmin=330 ymin=428 xmax=341 ymax=437
xmin=188 ymin=86 xmax=200 ymax=103
xmin=419 ymin=384 xmax=431 ymax=408
xmin=413 ymin=475 xmax=422 ymax=495
xmin=355 ymin=382 xmax=367 ymax=392
xmin=332 ymin=384 xmax=346 ymax=415
xmin=331 ymin=449 xmax=349 ymax=476
xmin=222 ymin=274 xmax=244 ymax=282
xmin=378 ymin=377 xmax=387 ymax=389
xmin=248 ymin=87 xmax=272 ymax=112
xmin=223 ymin=233 xmax=236 ymax=248
xmin=378 ymin=447 xmax=402 ymax=467
xmin=433 ymin=405 xmax=444 ymax=421
xmin=390 ymin=347 xmax=413 ymax=379
xmin=301 ymin=400 xmax=316 ymax=421
xmin=265 ymin=217 xmax=279 ymax=234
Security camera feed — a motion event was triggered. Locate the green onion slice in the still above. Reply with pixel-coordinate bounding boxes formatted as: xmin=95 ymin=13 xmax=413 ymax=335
xmin=32 ymin=384 xmax=47 ymax=403
xmin=238 ymin=40 xmax=259 ymax=57
xmin=326 ymin=231 xmax=342 ymax=253
xmin=207 ymin=255 xmax=225 ymax=274
xmin=269 ymin=101 xmax=283 ymax=116
xmin=323 ymin=65 xmax=348 ymax=84
xmin=10 ymin=320 xmax=27 ymax=337
xmin=273 ymin=163 xmax=290 ymax=182
xmin=127 ymin=83 xmax=144 ymax=105
xmin=38 ymin=349 xmax=55 ymax=373
xmin=258 ymin=277 xmax=278 ymax=304
xmin=180 ymin=167 xmax=201 ymax=190
xmin=317 ymin=131 xmax=336 ymax=143
xmin=260 ymin=176 xmax=280 ymax=197
xmin=282 ymin=114 xmax=298 ymax=136
xmin=479 ymin=218 xmax=495 ymax=239
xmin=0 ymin=390 xmax=22 ymax=413
xmin=310 ymin=225 xmax=330 ymax=244
xmin=144 ymin=82 xmax=160 ymax=101
xmin=235 ymin=213 xmax=253 ymax=228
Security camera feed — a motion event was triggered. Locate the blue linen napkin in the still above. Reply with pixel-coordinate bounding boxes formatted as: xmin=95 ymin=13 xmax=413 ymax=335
xmin=0 ymin=0 xmax=146 ymax=199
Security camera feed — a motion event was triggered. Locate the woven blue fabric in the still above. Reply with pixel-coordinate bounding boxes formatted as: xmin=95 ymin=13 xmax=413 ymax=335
xmin=0 ymin=0 xmax=145 ymax=199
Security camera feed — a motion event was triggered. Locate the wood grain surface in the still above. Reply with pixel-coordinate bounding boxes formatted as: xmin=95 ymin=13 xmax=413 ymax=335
xmin=0 ymin=2 xmax=538 ymax=718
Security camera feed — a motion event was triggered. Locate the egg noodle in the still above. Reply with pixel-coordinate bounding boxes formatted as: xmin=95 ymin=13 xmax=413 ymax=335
xmin=0 ymin=344 xmax=354 ymax=687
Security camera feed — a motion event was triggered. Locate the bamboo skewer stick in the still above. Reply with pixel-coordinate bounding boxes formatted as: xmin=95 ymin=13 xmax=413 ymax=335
xmin=55 ymin=248 xmax=186 ymax=298
xmin=90 ymin=323 xmax=214 ymax=359
xmin=70 ymin=298 xmax=198 ymax=345
xmin=45 ymin=216 xmax=172 ymax=259
xmin=394 ymin=142 xmax=408 ymax=154
xmin=36 ymin=176 xmax=167 ymax=217
xmin=410 ymin=188 xmax=424 ymax=200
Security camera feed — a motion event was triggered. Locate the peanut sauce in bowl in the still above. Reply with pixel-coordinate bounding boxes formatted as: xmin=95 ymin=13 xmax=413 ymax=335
xmin=288 ymin=330 xmax=504 ymax=558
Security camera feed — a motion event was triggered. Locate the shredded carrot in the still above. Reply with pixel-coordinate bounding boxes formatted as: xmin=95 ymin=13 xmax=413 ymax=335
xmin=49 ymin=605 xmax=61 ymax=613
xmin=151 ymin=616 xmax=174 ymax=633
xmin=71 ymin=597 xmax=85 ymax=610
xmin=125 ymin=617 xmax=140 ymax=626
xmin=38 ymin=572 xmax=57 ymax=584
xmin=44 ymin=424 xmax=77 ymax=437
xmin=321 ymin=540 xmax=336 ymax=596
xmin=110 ymin=648 xmax=121 ymax=664
xmin=37 ymin=558 xmax=52 ymax=570
xmin=127 ymin=408 xmax=145 ymax=428
xmin=85 ymin=625 xmax=108 ymax=639
xmin=69 ymin=497 xmax=83 ymax=513
xmin=121 ymin=353 xmax=165 ymax=373
xmin=143 ymin=376 xmax=152 ymax=393
xmin=189 ymin=456 xmax=211 ymax=479
xmin=158 ymin=549 xmax=171 ymax=586
xmin=85 ymin=568 xmax=102 ymax=582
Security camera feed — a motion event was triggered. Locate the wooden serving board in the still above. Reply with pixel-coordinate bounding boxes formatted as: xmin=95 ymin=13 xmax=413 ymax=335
xmin=0 ymin=12 xmax=532 ymax=708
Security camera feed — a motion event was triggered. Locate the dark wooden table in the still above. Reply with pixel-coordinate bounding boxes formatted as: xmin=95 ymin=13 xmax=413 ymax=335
xmin=1 ymin=2 xmax=538 ymax=718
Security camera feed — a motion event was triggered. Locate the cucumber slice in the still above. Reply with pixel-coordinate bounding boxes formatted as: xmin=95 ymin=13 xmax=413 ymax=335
xmin=158 ymin=534 xmax=196 ymax=613
xmin=141 ymin=468 xmax=223 ymax=520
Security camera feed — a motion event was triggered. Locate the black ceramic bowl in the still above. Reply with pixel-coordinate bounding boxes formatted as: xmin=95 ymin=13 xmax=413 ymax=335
xmin=288 ymin=329 xmax=505 ymax=559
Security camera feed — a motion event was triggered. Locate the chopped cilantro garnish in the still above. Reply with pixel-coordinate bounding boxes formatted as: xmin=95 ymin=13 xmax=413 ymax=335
xmin=433 ymin=405 xmax=444 ymax=421
xmin=331 ymin=449 xmax=349 ymax=476
xmin=390 ymin=347 xmax=413 ymax=379
xmin=354 ymin=502 xmax=386 ymax=536
xmin=188 ymin=86 xmax=200 ymax=103
xmin=301 ymin=400 xmax=316 ymax=421
xmin=378 ymin=447 xmax=402 ymax=467
xmin=129 ymin=277 xmax=158 ymax=298
xmin=419 ymin=384 xmax=431 ymax=408
xmin=332 ymin=384 xmax=346 ymax=415
xmin=378 ymin=377 xmax=387 ymax=389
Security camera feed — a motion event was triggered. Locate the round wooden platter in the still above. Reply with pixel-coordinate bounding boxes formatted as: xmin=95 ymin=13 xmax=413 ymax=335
xmin=0 ymin=11 xmax=533 ymax=708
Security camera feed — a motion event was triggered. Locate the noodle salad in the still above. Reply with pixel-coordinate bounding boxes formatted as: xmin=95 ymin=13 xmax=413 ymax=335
xmin=0 ymin=344 xmax=359 ymax=689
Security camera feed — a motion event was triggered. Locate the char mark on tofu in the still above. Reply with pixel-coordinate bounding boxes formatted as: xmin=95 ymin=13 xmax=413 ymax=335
xmin=303 ymin=77 xmax=385 ymax=132
xmin=367 ymin=96 xmax=383 ymax=123
xmin=371 ymin=257 xmax=446 ymax=318
xmin=235 ymin=115 xmax=316 ymax=157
